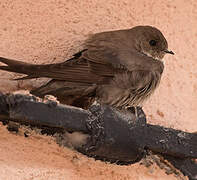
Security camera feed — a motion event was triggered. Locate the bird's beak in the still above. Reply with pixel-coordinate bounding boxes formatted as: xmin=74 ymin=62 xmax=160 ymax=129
xmin=163 ymin=49 xmax=175 ymax=55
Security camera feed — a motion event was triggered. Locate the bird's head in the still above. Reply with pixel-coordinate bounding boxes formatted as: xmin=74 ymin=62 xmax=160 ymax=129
xmin=130 ymin=26 xmax=174 ymax=61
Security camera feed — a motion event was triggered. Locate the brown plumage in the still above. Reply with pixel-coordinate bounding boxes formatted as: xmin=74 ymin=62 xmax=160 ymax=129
xmin=0 ymin=26 xmax=174 ymax=109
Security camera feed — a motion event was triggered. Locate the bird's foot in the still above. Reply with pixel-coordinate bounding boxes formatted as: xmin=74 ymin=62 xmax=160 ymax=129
xmin=127 ymin=106 xmax=146 ymax=125
xmin=134 ymin=106 xmax=138 ymax=119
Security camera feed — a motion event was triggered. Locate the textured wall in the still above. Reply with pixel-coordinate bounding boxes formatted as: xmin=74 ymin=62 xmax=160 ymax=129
xmin=0 ymin=0 xmax=196 ymax=179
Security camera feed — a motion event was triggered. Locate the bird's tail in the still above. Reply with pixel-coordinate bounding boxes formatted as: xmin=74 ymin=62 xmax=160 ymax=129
xmin=0 ymin=57 xmax=37 ymax=80
xmin=0 ymin=50 xmax=86 ymax=80
xmin=0 ymin=57 xmax=31 ymax=72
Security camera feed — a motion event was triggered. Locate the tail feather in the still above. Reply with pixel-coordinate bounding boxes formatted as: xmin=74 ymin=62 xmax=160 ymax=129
xmin=0 ymin=57 xmax=31 ymax=74
xmin=0 ymin=57 xmax=30 ymax=66
xmin=0 ymin=65 xmax=15 ymax=72
xmin=0 ymin=54 xmax=105 ymax=84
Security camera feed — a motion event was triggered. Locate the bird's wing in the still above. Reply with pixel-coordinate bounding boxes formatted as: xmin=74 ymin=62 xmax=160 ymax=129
xmin=0 ymin=51 xmax=114 ymax=84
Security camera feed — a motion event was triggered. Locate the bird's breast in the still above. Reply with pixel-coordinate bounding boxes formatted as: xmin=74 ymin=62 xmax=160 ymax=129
xmin=96 ymin=70 xmax=162 ymax=108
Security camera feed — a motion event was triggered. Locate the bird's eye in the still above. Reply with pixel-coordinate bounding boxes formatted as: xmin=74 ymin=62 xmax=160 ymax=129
xmin=149 ymin=40 xmax=157 ymax=46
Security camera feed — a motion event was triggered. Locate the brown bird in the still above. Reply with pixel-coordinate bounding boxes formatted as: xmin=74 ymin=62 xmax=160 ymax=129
xmin=0 ymin=26 xmax=174 ymax=110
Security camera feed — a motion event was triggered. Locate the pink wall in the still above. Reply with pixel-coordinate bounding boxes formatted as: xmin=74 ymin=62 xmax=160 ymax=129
xmin=0 ymin=0 xmax=196 ymax=179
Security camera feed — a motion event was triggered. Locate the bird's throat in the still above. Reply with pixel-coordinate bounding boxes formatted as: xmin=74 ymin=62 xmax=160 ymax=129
xmin=142 ymin=51 xmax=162 ymax=61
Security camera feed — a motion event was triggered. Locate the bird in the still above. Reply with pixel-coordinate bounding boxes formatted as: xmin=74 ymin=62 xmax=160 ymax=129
xmin=0 ymin=25 xmax=174 ymax=111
